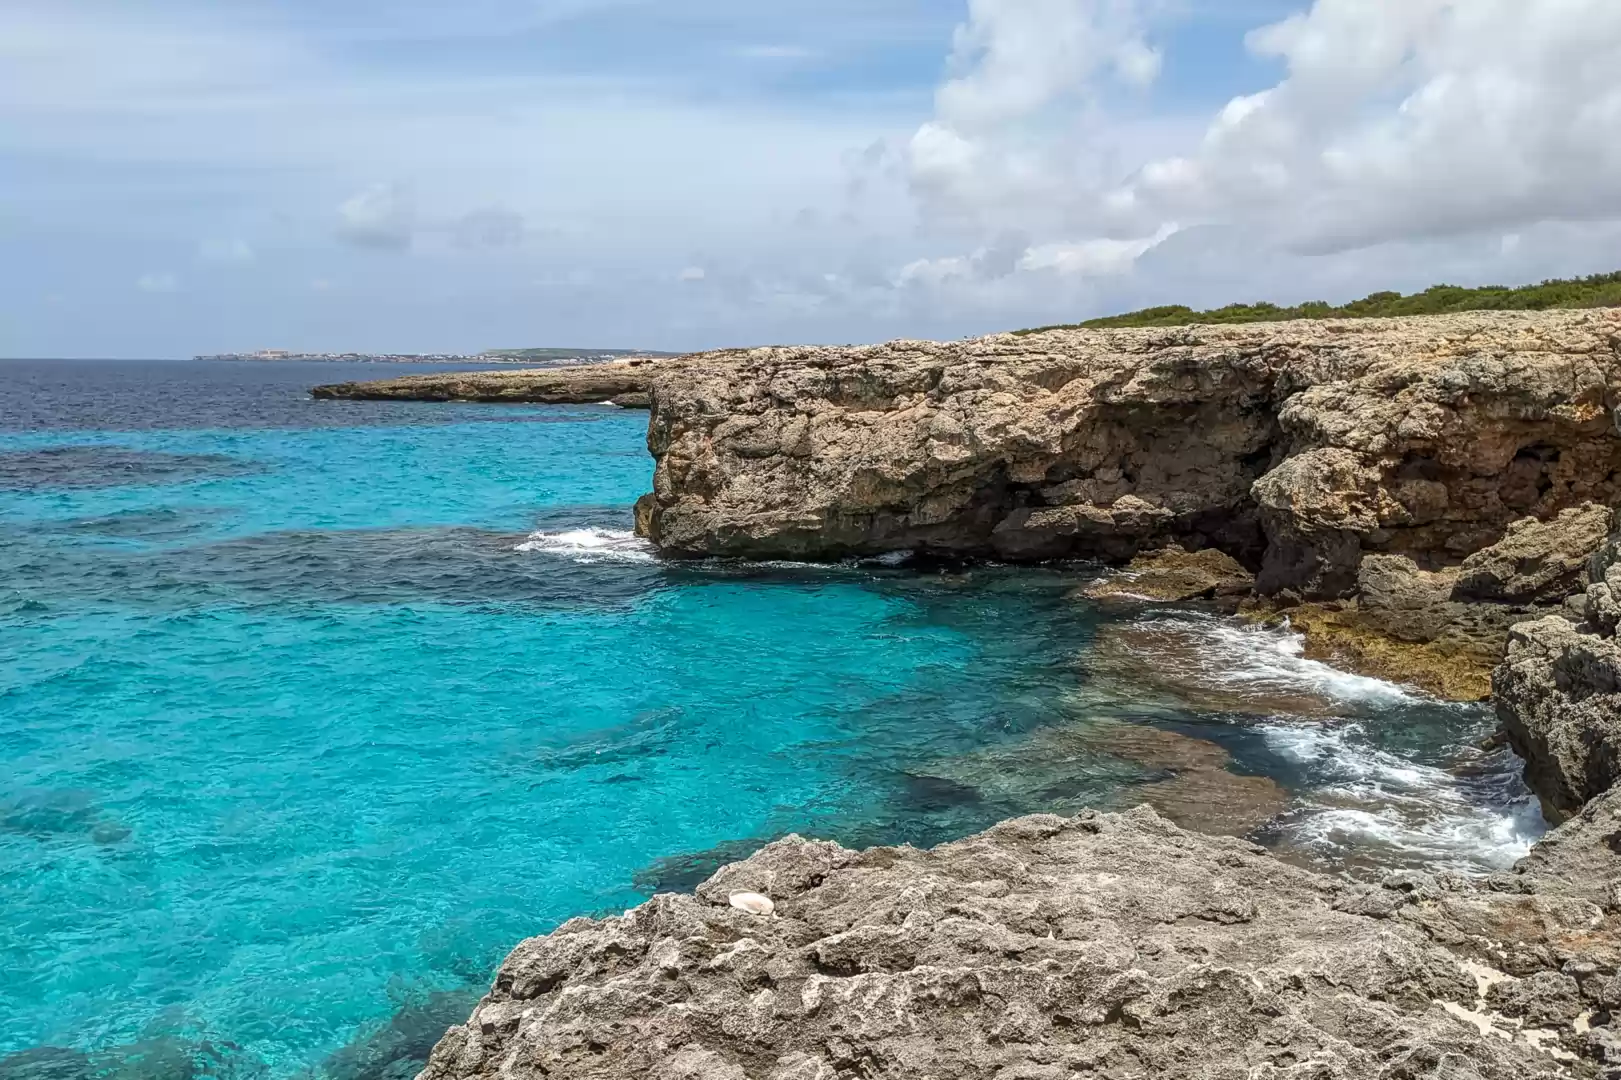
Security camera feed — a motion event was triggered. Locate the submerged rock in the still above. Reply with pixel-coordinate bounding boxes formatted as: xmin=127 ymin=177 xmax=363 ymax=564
xmin=916 ymin=720 xmax=1290 ymax=837
xmin=1079 ymin=545 xmax=1254 ymax=605
xmin=421 ymin=808 xmax=1591 ymax=1080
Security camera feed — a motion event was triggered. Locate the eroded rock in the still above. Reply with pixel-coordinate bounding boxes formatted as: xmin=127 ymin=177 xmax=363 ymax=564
xmin=1080 ymin=546 xmax=1255 ymax=604
xmin=1271 ymin=507 xmax=1614 ymax=701
xmin=1492 ymin=515 xmax=1621 ymax=818
xmin=636 ymin=312 xmax=1621 ymax=607
xmin=421 ymin=809 xmax=1588 ymax=1080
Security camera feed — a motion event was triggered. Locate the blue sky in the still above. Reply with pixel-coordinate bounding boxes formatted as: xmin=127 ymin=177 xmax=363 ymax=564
xmin=5 ymin=0 xmax=1620 ymax=357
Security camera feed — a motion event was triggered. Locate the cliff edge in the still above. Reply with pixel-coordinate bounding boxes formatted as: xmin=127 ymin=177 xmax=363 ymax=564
xmin=634 ymin=312 xmax=1620 ymax=606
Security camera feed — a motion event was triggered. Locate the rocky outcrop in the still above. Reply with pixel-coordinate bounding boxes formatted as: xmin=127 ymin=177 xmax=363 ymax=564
xmin=1080 ymin=546 xmax=1254 ymax=604
xmin=422 ymin=807 xmax=1613 ymax=1080
xmin=311 ymin=360 xmax=680 ymax=408
xmin=634 ymin=312 xmax=1621 ymax=607
xmin=1270 ymin=504 xmax=1614 ymax=700
xmin=1496 ymin=517 xmax=1621 ymax=819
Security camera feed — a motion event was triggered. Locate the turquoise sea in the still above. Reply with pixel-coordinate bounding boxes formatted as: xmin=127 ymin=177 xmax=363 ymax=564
xmin=1 ymin=359 xmax=1546 ymax=1080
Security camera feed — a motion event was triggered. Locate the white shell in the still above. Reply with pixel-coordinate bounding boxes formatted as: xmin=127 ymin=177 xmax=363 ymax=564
xmin=728 ymin=891 xmax=775 ymax=916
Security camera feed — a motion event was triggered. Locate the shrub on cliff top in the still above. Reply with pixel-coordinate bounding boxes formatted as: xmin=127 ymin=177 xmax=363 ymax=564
xmin=1017 ymin=271 xmax=1621 ymax=333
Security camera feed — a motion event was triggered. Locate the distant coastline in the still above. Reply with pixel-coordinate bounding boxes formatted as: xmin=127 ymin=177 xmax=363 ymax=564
xmin=196 ymin=347 xmax=680 ymax=365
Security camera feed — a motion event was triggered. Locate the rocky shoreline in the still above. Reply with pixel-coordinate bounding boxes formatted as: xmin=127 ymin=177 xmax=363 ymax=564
xmin=310 ymin=357 xmax=686 ymax=408
xmin=320 ymin=310 xmax=1621 ymax=1076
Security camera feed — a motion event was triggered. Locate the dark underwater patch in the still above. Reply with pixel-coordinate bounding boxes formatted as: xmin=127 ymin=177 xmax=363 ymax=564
xmin=0 ymin=447 xmax=259 ymax=491
xmin=631 ymin=835 xmax=775 ymax=895
xmin=55 ymin=507 xmax=239 ymax=543
xmin=317 ymin=988 xmax=481 ymax=1080
xmin=0 ymin=788 xmax=131 ymax=845
xmin=0 ymin=1034 xmax=262 ymax=1080
xmin=6 ymin=524 xmax=663 ymax=612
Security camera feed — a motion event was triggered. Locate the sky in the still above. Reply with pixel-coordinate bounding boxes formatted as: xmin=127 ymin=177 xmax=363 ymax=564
xmin=4 ymin=0 xmax=1621 ymax=357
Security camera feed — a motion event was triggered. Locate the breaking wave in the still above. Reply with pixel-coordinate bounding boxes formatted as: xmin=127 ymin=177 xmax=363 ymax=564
xmin=514 ymin=527 xmax=656 ymax=563
xmin=1263 ymin=723 xmax=1545 ymax=872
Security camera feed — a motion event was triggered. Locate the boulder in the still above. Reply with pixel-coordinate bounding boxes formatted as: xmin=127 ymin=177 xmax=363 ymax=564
xmin=1455 ymin=504 xmax=1615 ymax=604
xmin=1080 ymin=545 xmax=1254 ymax=604
xmin=1277 ymin=510 xmax=1614 ymax=701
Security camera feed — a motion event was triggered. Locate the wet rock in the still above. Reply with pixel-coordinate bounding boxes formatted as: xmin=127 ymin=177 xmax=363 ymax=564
xmin=421 ymin=809 xmax=1577 ymax=1080
xmin=914 ymin=721 xmax=1289 ymax=838
xmin=1273 ymin=510 xmax=1614 ymax=701
xmin=1514 ymin=788 xmax=1621 ymax=911
xmin=1079 ymin=545 xmax=1255 ymax=604
xmin=1130 ymin=768 xmax=1291 ymax=838
xmin=1085 ymin=618 xmax=1345 ymax=718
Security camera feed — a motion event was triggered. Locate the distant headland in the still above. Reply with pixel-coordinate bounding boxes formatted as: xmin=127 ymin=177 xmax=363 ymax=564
xmin=195 ymin=347 xmax=680 ymax=365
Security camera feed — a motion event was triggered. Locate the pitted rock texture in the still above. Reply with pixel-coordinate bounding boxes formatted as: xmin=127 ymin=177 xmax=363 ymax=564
xmin=635 ymin=312 xmax=1621 ymax=601
xmin=1496 ymin=516 xmax=1621 ymax=820
xmin=1268 ymin=505 xmax=1614 ymax=700
xmin=420 ymin=809 xmax=1598 ymax=1080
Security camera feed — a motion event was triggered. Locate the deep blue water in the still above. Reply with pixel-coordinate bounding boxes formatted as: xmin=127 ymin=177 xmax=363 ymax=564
xmin=0 ymin=359 xmax=1544 ymax=1080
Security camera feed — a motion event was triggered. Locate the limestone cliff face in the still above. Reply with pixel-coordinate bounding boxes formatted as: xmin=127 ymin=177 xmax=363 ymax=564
xmin=636 ymin=312 xmax=1621 ymax=600
xmin=1496 ymin=515 xmax=1621 ymax=820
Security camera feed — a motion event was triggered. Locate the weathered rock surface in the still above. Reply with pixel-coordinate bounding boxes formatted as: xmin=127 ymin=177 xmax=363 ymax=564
xmin=422 ymin=807 xmax=1605 ymax=1080
xmin=311 ymin=360 xmax=678 ymax=408
xmin=1270 ymin=506 xmax=1614 ymax=700
xmin=1080 ymin=546 xmax=1254 ymax=604
xmin=1496 ymin=515 xmax=1621 ymax=819
xmin=635 ymin=312 xmax=1621 ymax=607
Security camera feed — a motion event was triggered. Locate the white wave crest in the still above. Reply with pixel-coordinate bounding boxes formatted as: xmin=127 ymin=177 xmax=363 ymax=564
xmin=1264 ymin=724 xmax=1545 ymax=871
xmin=1155 ymin=614 xmax=1419 ymax=708
xmin=514 ymin=528 xmax=655 ymax=563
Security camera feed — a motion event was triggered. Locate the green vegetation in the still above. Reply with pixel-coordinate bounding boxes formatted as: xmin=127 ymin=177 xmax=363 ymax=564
xmin=1016 ymin=271 xmax=1621 ymax=334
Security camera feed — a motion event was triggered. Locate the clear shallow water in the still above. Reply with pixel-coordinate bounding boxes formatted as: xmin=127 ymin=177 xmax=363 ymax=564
xmin=0 ymin=359 xmax=1545 ymax=1080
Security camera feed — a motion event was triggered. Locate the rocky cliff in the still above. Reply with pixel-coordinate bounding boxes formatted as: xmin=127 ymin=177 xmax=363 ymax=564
xmin=634 ymin=312 xmax=1621 ymax=606
xmin=1496 ymin=515 xmax=1621 ymax=820
xmin=422 ymin=807 xmax=1621 ymax=1080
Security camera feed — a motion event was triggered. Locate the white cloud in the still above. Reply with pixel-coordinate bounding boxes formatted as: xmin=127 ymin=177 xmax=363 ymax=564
xmin=1121 ymin=0 xmax=1621 ymax=253
xmin=452 ymin=208 xmax=527 ymax=249
xmin=1019 ymin=223 xmax=1178 ymax=277
xmin=678 ymin=266 xmax=707 ymax=282
xmin=933 ymin=0 xmax=1158 ymax=132
xmin=738 ymin=45 xmax=816 ymax=60
xmin=336 ymin=184 xmax=416 ymax=251
xmin=136 ymin=272 xmax=179 ymax=293
xmin=889 ymin=0 xmax=1621 ymax=316
xmin=198 ymin=238 xmax=255 ymax=265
